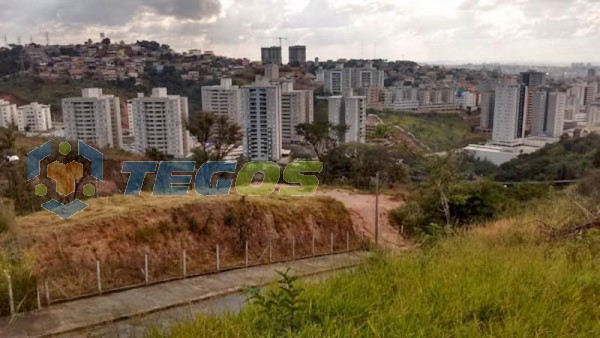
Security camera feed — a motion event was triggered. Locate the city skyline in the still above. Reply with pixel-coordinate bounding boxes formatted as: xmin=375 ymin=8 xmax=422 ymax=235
xmin=0 ymin=0 xmax=598 ymax=64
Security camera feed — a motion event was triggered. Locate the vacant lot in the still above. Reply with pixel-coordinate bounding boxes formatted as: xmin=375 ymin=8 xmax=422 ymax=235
xmin=377 ymin=111 xmax=488 ymax=151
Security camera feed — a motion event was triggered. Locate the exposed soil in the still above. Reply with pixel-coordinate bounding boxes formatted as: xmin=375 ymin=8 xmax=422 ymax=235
xmin=314 ymin=189 xmax=410 ymax=250
xmin=16 ymin=194 xmax=360 ymax=302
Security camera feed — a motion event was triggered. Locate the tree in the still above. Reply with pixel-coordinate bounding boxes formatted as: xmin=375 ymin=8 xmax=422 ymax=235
xmin=189 ymin=113 xmax=243 ymax=163
xmin=424 ymin=153 xmax=463 ymax=226
xmin=593 ymin=149 xmax=600 ymax=168
xmin=0 ymin=127 xmax=17 ymax=153
xmin=145 ymin=148 xmax=173 ymax=161
xmin=295 ymin=121 xmax=347 ymax=161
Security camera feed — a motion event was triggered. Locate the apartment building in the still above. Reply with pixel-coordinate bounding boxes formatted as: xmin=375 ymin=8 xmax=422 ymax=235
xmin=0 ymin=99 xmax=18 ymax=128
xmin=288 ymin=45 xmax=306 ymax=65
xmin=130 ymin=88 xmax=190 ymax=158
xmin=62 ymin=88 xmax=123 ymax=148
xmin=324 ymin=63 xmax=384 ymax=95
xmin=17 ymin=102 xmax=52 ymax=132
xmin=492 ymin=85 xmax=528 ymax=146
xmin=327 ymin=94 xmax=366 ymax=143
xmin=480 ymin=91 xmax=496 ymax=131
xmin=241 ymin=84 xmax=282 ymax=161
xmin=201 ymin=78 xmax=242 ymax=124
xmin=280 ymin=81 xmax=314 ymax=145
xmin=261 ymin=46 xmax=282 ymax=65
xmin=531 ymin=91 xmax=566 ymax=138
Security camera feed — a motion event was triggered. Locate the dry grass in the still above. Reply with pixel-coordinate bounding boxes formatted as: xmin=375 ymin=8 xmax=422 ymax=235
xmin=13 ymin=192 xmax=358 ymax=302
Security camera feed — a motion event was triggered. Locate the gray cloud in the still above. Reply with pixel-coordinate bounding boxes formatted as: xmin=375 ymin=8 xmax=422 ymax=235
xmin=0 ymin=0 xmax=221 ymax=26
xmin=0 ymin=0 xmax=598 ymax=63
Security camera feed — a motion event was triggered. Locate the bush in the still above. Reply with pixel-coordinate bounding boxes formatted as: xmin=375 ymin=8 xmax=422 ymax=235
xmin=390 ymin=181 xmax=550 ymax=237
xmin=0 ymin=199 xmax=15 ymax=234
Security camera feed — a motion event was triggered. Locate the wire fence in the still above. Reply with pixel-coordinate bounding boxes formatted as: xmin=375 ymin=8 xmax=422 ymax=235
xmin=2 ymin=230 xmax=370 ymax=318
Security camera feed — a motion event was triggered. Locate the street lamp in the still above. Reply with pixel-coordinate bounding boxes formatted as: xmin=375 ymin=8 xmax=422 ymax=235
xmin=0 ymin=155 xmax=19 ymax=168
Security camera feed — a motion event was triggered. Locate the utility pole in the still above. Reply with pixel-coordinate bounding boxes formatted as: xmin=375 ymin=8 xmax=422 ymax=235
xmin=375 ymin=172 xmax=379 ymax=246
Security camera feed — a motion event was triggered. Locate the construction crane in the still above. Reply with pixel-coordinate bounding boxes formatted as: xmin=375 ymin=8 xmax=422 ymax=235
xmin=275 ymin=36 xmax=287 ymax=48
xmin=259 ymin=36 xmax=288 ymax=48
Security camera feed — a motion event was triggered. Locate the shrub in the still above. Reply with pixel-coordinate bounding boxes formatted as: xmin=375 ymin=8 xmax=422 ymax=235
xmin=390 ymin=181 xmax=550 ymax=238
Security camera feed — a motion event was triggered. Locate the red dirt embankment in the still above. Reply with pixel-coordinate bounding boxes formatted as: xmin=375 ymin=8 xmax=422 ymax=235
xmin=315 ymin=189 xmax=409 ymax=250
xmin=17 ymin=194 xmax=359 ymax=300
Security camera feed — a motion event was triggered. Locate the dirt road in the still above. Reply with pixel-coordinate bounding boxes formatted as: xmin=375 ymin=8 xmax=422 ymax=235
xmin=315 ymin=189 xmax=410 ymax=250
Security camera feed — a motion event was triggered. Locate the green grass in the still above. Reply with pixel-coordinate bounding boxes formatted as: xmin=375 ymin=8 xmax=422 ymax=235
xmin=149 ymin=193 xmax=600 ymax=337
xmin=376 ymin=110 xmax=487 ymax=152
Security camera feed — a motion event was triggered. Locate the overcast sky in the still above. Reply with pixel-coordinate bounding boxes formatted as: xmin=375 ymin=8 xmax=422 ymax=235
xmin=0 ymin=0 xmax=598 ymax=64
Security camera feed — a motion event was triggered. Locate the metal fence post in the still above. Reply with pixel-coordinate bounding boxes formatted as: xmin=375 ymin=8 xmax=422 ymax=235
xmin=269 ymin=241 xmax=272 ymax=263
xmin=4 ymin=270 xmax=14 ymax=317
xmin=144 ymin=254 xmax=149 ymax=285
xmin=347 ymin=231 xmax=350 ymax=252
xmin=36 ymin=286 xmax=41 ymax=310
xmin=245 ymin=241 xmax=249 ymax=267
xmin=44 ymin=278 xmax=50 ymax=305
xmin=216 ymin=245 xmax=220 ymax=271
xmin=96 ymin=260 xmax=102 ymax=294
xmin=182 ymin=250 xmax=187 ymax=278
xmin=330 ymin=232 xmax=334 ymax=254
xmin=312 ymin=231 xmax=315 ymax=256
xmin=292 ymin=236 xmax=296 ymax=260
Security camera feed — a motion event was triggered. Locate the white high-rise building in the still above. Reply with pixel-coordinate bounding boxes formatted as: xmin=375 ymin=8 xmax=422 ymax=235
xmin=280 ymin=81 xmax=313 ymax=145
xmin=459 ymin=91 xmax=478 ymax=110
xmin=62 ymin=88 xmax=123 ymax=148
xmin=531 ymin=91 xmax=566 ymax=138
xmin=588 ymin=102 xmax=600 ymax=128
xmin=584 ymin=83 xmax=599 ymax=106
xmin=0 ymin=99 xmax=18 ymax=128
xmin=126 ymin=99 xmax=134 ymax=136
xmin=201 ymin=78 xmax=242 ymax=124
xmin=324 ymin=63 xmax=384 ymax=95
xmin=568 ymin=83 xmax=587 ymax=106
xmin=241 ymin=84 xmax=282 ymax=161
xmin=492 ymin=85 xmax=528 ymax=146
xmin=131 ymin=88 xmax=190 ymax=158
xmin=324 ymin=65 xmax=352 ymax=95
xmin=352 ymin=62 xmax=385 ymax=89
xmin=327 ymin=95 xmax=366 ymax=143
xmin=17 ymin=102 xmax=52 ymax=132
xmin=546 ymin=92 xmax=566 ymax=138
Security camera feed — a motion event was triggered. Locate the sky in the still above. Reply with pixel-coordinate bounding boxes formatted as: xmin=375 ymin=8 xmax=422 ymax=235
xmin=0 ymin=0 xmax=598 ymax=64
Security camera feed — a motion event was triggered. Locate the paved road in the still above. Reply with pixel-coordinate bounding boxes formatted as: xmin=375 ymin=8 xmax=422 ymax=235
xmin=1 ymin=252 xmax=369 ymax=338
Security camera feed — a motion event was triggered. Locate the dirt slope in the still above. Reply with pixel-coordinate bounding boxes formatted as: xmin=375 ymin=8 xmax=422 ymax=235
xmin=314 ymin=189 xmax=410 ymax=250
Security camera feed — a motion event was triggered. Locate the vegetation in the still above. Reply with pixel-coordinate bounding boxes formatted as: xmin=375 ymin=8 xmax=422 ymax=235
xmin=149 ymin=189 xmax=600 ymax=337
xmin=0 ymin=45 xmax=27 ymax=77
xmin=296 ymin=121 xmax=412 ymax=189
xmin=0 ymin=75 xmax=142 ymax=118
xmin=374 ymin=110 xmax=487 ymax=151
xmin=189 ymin=113 xmax=243 ymax=163
xmin=495 ymin=133 xmax=600 ymax=182
xmin=393 ymin=153 xmax=550 ymax=237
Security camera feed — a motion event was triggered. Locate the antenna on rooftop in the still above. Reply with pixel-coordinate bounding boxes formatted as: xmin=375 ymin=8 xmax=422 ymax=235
xmin=45 ymin=32 xmax=49 ymax=46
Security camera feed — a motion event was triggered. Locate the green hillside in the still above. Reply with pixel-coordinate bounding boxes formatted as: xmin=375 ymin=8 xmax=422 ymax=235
xmin=375 ymin=110 xmax=488 ymax=152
